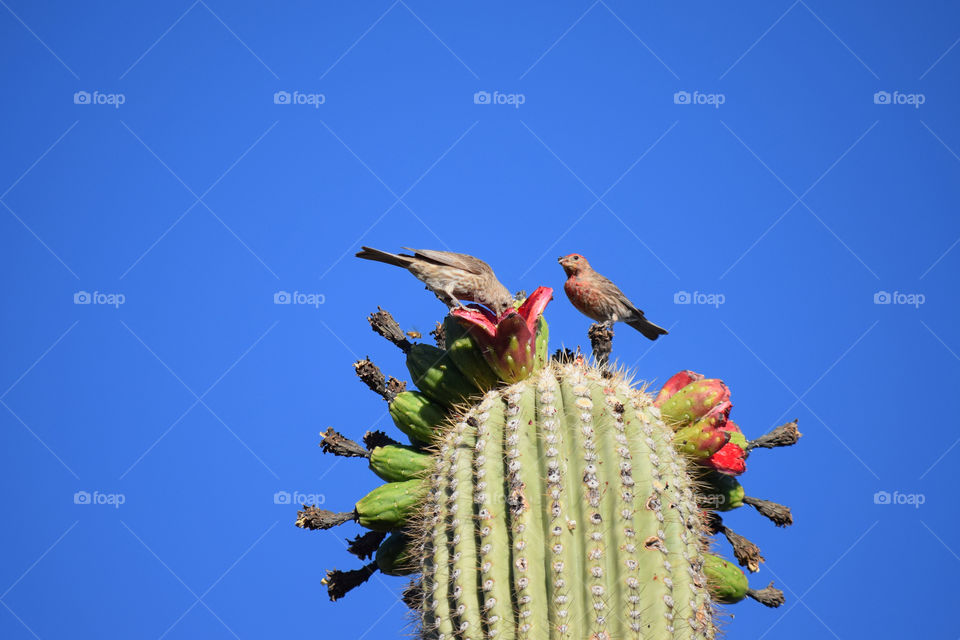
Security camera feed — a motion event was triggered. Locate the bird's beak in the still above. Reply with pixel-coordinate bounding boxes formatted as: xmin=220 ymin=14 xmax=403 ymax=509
xmin=557 ymin=256 xmax=563 ymax=263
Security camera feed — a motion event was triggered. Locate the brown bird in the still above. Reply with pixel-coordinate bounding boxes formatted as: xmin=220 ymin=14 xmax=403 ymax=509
xmin=558 ymin=253 xmax=668 ymax=340
xmin=356 ymin=247 xmax=514 ymax=315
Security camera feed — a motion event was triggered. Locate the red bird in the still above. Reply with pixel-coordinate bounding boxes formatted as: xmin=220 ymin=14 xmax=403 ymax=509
xmin=558 ymin=253 xmax=668 ymax=340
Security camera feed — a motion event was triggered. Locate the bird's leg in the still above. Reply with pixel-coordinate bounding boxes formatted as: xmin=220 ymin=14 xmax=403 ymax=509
xmin=430 ymin=286 xmax=463 ymax=310
xmin=440 ymin=286 xmax=468 ymax=310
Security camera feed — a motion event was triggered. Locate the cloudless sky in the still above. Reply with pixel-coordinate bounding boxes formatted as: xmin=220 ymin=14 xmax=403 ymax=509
xmin=2 ymin=1 xmax=959 ymax=638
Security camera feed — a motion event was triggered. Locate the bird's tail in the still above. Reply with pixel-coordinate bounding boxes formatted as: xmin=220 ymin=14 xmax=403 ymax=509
xmin=355 ymin=246 xmax=412 ymax=268
xmin=626 ymin=314 xmax=669 ymax=340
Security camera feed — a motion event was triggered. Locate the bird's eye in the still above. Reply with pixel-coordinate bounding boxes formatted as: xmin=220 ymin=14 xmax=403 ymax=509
xmin=573 ymin=256 xmax=579 ymax=261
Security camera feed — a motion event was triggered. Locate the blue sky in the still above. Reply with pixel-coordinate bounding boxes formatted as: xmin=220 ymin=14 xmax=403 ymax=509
xmin=1 ymin=1 xmax=958 ymax=638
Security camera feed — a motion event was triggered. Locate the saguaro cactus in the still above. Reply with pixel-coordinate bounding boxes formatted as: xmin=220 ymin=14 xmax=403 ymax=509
xmin=417 ymin=360 xmax=712 ymax=639
xmin=297 ymin=287 xmax=799 ymax=639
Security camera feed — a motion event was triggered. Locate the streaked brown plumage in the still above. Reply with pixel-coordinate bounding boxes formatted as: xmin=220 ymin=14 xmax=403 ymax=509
xmin=558 ymin=253 xmax=668 ymax=340
xmin=356 ymin=246 xmax=514 ymax=315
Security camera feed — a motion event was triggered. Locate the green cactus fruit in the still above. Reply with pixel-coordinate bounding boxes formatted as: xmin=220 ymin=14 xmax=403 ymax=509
xmin=376 ymin=532 xmax=417 ymax=576
xmin=389 ymin=391 xmax=447 ymax=444
xmin=442 ymin=316 xmax=501 ymax=391
xmin=653 ymin=370 xmax=704 ymax=406
xmin=355 ymin=479 xmax=428 ymax=532
xmin=700 ymin=553 xmax=784 ymax=607
xmin=417 ymin=361 xmax=714 ymax=639
xmin=659 ymin=379 xmax=730 ymax=426
xmin=674 ymin=410 xmax=731 ymax=459
xmin=725 ymin=420 xmax=748 ymax=450
xmin=697 ymin=469 xmax=745 ymax=511
xmin=703 ymin=421 xmax=747 ymax=476
xmin=703 ymin=553 xmax=749 ymax=604
xmin=406 ymin=343 xmax=482 ymax=405
xmin=369 ymin=444 xmax=432 ymax=482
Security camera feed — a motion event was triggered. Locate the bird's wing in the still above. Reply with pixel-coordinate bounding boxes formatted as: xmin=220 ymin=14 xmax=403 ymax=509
xmin=595 ymin=272 xmax=644 ymax=315
xmin=402 ymin=248 xmax=490 ymax=275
